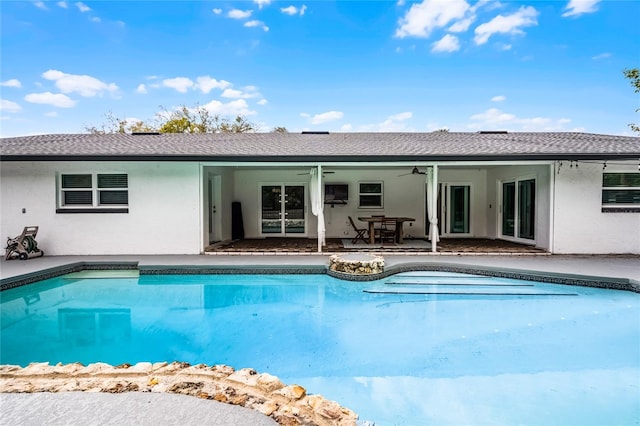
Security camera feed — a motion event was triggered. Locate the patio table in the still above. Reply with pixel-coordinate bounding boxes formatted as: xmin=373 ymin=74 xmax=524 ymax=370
xmin=358 ymin=216 xmax=416 ymax=244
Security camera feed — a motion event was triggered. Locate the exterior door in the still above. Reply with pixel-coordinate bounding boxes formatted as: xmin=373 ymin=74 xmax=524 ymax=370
xmin=429 ymin=183 xmax=471 ymax=236
xmin=261 ymin=184 xmax=306 ymax=236
xmin=208 ymin=175 xmax=222 ymax=243
xmin=500 ymin=178 xmax=535 ymax=241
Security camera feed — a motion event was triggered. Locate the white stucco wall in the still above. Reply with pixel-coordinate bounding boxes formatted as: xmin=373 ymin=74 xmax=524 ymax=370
xmin=437 ymin=168 xmax=488 ymax=238
xmin=232 ymin=167 xmax=492 ymax=240
xmin=1 ymin=161 xmax=202 ymax=255
xmin=485 ymin=164 xmax=551 ymax=251
xmin=234 ymin=167 xmax=431 ymax=239
xmin=553 ymin=162 xmax=640 ymax=254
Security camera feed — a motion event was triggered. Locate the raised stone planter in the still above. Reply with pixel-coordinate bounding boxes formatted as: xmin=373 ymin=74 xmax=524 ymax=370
xmin=0 ymin=362 xmax=358 ymax=426
xmin=329 ymin=253 xmax=384 ymax=276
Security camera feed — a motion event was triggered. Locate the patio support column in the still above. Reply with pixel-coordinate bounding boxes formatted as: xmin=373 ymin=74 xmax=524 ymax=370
xmin=310 ymin=165 xmax=326 ymax=253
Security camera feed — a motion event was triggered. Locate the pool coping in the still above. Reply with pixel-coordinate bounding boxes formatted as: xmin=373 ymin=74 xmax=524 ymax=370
xmin=2 ymin=259 xmax=638 ymax=294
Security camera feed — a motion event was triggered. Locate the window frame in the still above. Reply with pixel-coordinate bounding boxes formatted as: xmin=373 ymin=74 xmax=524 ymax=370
xmin=358 ymin=181 xmax=384 ymax=209
xmin=601 ymin=172 xmax=640 ymax=213
xmin=57 ymin=172 xmax=129 ymax=213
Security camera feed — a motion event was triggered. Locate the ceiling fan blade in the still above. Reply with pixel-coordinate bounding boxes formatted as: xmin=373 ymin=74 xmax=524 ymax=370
xmin=296 ymin=171 xmax=336 ymax=175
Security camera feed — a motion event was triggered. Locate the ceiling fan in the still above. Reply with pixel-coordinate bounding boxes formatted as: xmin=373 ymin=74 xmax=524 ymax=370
xmin=296 ymin=170 xmax=335 ymax=175
xmin=398 ymin=166 xmax=426 ymax=176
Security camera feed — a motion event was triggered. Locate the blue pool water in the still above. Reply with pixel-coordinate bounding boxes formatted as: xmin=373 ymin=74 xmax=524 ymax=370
xmin=1 ymin=272 xmax=639 ymax=425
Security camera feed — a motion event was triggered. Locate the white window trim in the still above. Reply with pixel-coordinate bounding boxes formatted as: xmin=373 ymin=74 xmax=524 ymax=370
xmin=57 ymin=172 xmax=129 ymax=213
xmin=602 ymin=172 xmax=640 ymax=211
xmin=358 ymin=181 xmax=384 ymax=209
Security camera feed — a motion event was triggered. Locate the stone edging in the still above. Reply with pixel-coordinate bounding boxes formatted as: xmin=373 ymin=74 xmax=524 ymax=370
xmin=328 ymin=253 xmax=384 ymax=276
xmin=0 ymin=362 xmax=358 ymax=426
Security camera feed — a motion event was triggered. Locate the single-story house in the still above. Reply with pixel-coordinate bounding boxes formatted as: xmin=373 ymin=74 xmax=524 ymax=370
xmin=1 ymin=131 xmax=639 ymax=255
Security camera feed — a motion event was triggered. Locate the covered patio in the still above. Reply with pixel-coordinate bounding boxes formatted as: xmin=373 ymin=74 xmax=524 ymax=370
xmin=205 ymin=237 xmax=547 ymax=255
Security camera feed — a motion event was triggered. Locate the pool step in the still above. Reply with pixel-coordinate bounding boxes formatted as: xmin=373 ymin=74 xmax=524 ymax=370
xmin=364 ymin=288 xmax=578 ymax=296
xmin=385 ymin=281 xmax=534 ymax=287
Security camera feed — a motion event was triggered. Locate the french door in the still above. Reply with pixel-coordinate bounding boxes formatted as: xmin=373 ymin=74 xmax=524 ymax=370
xmin=500 ymin=178 xmax=535 ymax=241
xmin=260 ymin=184 xmax=306 ymax=236
xmin=426 ymin=183 xmax=472 ymax=236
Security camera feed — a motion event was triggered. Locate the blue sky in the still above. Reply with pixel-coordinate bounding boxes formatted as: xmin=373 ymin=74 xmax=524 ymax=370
xmin=1 ymin=0 xmax=639 ymax=136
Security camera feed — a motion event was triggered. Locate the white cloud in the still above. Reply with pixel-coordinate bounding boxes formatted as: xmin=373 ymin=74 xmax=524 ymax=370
xmin=257 ymin=99 xmax=268 ymax=105
xmin=221 ymin=87 xmax=261 ymax=99
xmin=136 ymin=84 xmax=147 ymax=94
xmin=245 ymin=20 xmax=269 ymax=31
xmin=474 ymin=6 xmax=538 ymax=45
xmin=358 ymin=112 xmax=414 ymax=132
xmin=34 ymin=1 xmax=48 ymax=10
xmin=1 ymin=79 xmax=22 ymax=88
xmin=562 ymin=0 xmax=600 ymax=17
xmin=254 ymin=0 xmax=271 ymax=9
xmin=592 ymin=52 xmax=612 ymax=60
xmin=491 ymin=95 xmax=506 ymax=102
xmin=24 ymin=92 xmax=76 ymax=108
xmin=75 ymin=2 xmax=90 ymax=13
xmin=395 ymin=0 xmax=470 ymax=38
xmin=431 ymin=34 xmax=460 ymax=52
xmin=469 ymin=108 xmax=572 ymax=131
xmin=42 ymin=70 xmax=118 ymax=97
xmin=162 ymin=77 xmax=194 ymax=93
xmin=212 ymin=8 xmax=222 ymax=15
xmin=228 ymin=9 xmax=252 ymax=19
xmin=281 ymin=5 xmax=307 ymax=16
xmin=196 ymin=76 xmax=231 ymax=94
xmin=44 ymin=111 xmax=58 ymax=117
xmin=448 ymin=17 xmax=474 ymax=32
xmin=57 ymin=2 xmax=68 ymax=8
xmin=1 ymin=99 xmax=22 ymax=113
xmin=307 ymin=111 xmax=344 ymax=125
xmin=201 ymin=99 xmax=256 ymax=116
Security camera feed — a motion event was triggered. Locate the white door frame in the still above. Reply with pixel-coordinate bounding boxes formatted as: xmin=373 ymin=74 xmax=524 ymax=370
xmin=498 ymin=175 xmax=537 ymax=244
xmin=439 ymin=182 xmax=473 ymax=237
xmin=258 ymin=182 xmax=308 ymax=237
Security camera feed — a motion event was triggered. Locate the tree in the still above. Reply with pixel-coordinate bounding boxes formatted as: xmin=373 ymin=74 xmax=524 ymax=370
xmin=271 ymin=126 xmax=288 ymax=133
xmin=623 ymin=68 xmax=640 ymax=133
xmin=84 ymin=111 xmax=154 ymax=134
xmin=85 ymin=105 xmax=257 ymax=134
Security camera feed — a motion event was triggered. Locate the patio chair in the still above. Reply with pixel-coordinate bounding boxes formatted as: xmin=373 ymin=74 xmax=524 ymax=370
xmin=348 ymin=216 xmax=369 ymax=244
xmin=376 ymin=218 xmax=397 ymax=244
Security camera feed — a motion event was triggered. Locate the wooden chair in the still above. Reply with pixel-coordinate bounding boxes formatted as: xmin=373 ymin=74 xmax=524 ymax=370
xmin=348 ymin=216 xmax=369 ymax=244
xmin=376 ymin=217 xmax=397 ymax=244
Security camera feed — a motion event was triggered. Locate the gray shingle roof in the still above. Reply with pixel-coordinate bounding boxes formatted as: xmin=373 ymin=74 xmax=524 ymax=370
xmin=1 ymin=132 xmax=639 ymax=161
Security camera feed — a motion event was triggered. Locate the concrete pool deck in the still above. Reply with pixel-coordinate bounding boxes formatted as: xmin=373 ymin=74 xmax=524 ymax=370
xmin=2 ymin=253 xmax=640 ymax=288
xmin=1 ymin=253 xmax=639 ymax=425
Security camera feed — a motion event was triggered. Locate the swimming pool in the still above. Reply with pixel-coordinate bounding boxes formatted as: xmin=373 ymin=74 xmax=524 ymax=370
xmin=1 ymin=271 xmax=638 ymax=425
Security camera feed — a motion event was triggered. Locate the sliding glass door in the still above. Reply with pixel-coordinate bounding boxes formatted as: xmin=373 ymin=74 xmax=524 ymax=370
xmin=261 ymin=184 xmax=306 ymax=236
xmin=426 ymin=183 xmax=471 ymax=236
xmin=501 ymin=178 xmax=535 ymax=241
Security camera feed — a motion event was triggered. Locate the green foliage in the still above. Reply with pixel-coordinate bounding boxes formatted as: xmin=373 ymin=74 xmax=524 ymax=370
xmin=85 ymin=105 xmax=258 ymax=134
xmin=271 ymin=126 xmax=288 ymax=133
xmin=623 ymin=68 xmax=640 ymax=133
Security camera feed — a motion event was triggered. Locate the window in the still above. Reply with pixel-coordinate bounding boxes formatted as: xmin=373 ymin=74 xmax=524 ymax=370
xmin=58 ymin=173 xmax=128 ymax=213
xmin=359 ymin=182 xmax=383 ymax=208
xmin=602 ymin=173 xmax=640 ymax=212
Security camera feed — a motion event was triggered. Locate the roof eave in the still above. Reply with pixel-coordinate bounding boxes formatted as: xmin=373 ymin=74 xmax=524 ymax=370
xmin=1 ymin=153 xmax=639 ymax=162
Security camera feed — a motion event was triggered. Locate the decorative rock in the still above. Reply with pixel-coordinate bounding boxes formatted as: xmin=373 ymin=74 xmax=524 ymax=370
xmin=274 ymin=384 xmax=306 ymax=400
xmin=329 ymin=254 xmax=384 ymax=275
xmin=256 ymin=373 xmax=285 ymax=393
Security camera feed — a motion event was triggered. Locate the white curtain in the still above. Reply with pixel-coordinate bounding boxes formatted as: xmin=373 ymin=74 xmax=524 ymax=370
xmin=426 ymin=166 xmax=440 ymax=244
xmin=310 ymin=167 xmax=326 ymax=250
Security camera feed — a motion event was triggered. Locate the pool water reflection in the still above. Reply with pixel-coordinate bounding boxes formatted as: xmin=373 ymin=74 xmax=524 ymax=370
xmin=1 ymin=272 xmax=638 ymax=425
